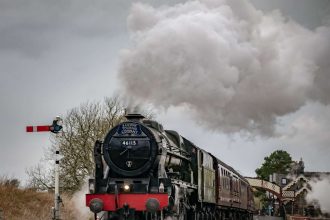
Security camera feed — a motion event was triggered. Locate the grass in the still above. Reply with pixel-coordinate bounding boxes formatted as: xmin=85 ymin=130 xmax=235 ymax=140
xmin=0 ymin=177 xmax=88 ymax=220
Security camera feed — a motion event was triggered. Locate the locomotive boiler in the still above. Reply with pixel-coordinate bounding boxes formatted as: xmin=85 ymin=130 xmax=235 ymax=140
xmin=86 ymin=114 xmax=254 ymax=220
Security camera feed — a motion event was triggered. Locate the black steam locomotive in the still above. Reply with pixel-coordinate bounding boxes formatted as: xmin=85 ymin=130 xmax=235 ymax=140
xmin=86 ymin=114 xmax=254 ymax=220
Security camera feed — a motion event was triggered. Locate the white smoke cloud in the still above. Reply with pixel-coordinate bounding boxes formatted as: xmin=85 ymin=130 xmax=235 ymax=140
xmin=118 ymin=0 xmax=330 ymax=136
xmin=71 ymin=182 xmax=93 ymax=219
xmin=306 ymin=175 xmax=330 ymax=214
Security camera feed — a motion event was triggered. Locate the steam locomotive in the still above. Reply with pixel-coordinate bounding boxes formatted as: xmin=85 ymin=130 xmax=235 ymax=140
xmin=86 ymin=114 xmax=254 ymax=220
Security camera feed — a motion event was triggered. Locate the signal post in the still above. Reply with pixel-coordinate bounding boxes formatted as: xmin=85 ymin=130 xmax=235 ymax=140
xmin=26 ymin=116 xmax=63 ymax=220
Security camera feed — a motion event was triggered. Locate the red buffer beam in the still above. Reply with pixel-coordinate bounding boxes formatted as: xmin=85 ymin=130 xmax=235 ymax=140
xmin=26 ymin=125 xmax=50 ymax=132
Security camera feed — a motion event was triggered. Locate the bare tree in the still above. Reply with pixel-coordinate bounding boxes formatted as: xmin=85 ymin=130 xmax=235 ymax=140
xmin=26 ymin=163 xmax=54 ymax=191
xmin=27 ymin=96 xmax=126 ymax=193
xmin=55 ymin=97 xmax=126 ymax=192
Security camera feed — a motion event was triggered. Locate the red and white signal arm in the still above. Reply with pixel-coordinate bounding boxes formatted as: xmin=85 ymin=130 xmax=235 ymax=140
xmin=26 ymin=125 xmax=51 ymax=132
xmin=26 ymin=117 xmax=63 ymax=133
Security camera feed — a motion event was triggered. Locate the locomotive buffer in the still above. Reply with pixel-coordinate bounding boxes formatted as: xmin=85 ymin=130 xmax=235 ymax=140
xmin=26 ymin=117 xmax=63 ymax=220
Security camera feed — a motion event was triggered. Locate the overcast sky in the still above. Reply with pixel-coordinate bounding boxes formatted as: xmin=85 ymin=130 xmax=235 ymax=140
xmin=0 ymin=0 xmax=329 ymax=184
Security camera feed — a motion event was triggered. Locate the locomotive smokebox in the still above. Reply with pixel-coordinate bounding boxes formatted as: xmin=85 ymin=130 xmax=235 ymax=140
xmin=102 ymin=113 xmax=158 ymax=177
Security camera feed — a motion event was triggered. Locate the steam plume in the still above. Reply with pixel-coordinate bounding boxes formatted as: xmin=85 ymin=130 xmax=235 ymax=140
xmin=306 ymin=175 xmax=330 ymax=214
xmin=71 ymin=182 xmax=93 ymax=219
xmin=118 ymin=0 xmax=330 ymax=136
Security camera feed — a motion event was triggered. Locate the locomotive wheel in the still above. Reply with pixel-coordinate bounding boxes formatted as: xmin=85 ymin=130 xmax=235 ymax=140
xmin=211 ymin=212 xmax=216 ymax=220
xmin=196 ymin=211 xmax=201 ymax=220
xmin=178 ymin=208 xmax=187 ymax=220
xmin=186 ymin=208 xmax=195 ymax=220
xmin=206 ymin=211 xmax=210 ymax=220
xmin=219 ymin=211 xmax=224 ymax=220
xmin=215 ymin=210 xmax=221 ymax=220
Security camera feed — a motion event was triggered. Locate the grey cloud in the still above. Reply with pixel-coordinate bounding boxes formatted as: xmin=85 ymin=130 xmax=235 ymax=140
xmin=307 ymin=26 xmax=330 ymax=104
xmin=251 ymin=0 xmax=330 ymax=29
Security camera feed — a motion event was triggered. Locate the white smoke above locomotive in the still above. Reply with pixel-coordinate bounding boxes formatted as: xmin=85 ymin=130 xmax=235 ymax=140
xmin=118 ymin=0 xmax=330 ymax=136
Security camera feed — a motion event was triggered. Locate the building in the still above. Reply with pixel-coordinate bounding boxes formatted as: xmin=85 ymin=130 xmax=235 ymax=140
xmin=270 ymin=158 xmax=330 ymax=217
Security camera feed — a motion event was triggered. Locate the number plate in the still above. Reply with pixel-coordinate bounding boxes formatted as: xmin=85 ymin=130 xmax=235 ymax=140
xmin=121 ymin=140 xmax=138 ymax=146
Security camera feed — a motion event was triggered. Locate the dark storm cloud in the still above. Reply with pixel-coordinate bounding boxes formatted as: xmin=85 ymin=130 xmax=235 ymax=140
xmin=0 ymin=0 xmax=131 ymax=57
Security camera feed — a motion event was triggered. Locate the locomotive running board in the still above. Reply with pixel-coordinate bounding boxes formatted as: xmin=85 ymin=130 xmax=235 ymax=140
xmin=171 ymin=179 xmax=198 ymax=189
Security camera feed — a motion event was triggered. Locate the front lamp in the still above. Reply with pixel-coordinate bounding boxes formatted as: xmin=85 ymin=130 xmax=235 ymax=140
xmin=124 ymin=184 xmax=130 ymax=192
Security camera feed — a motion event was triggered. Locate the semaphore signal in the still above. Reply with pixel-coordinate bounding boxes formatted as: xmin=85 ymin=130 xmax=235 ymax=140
xmin=26 ymin=116 xmax=63 ymax=220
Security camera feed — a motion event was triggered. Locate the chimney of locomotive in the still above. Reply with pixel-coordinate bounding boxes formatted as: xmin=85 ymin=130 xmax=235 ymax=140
xmin=125 ymin=113 xmax=145 ymax=122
